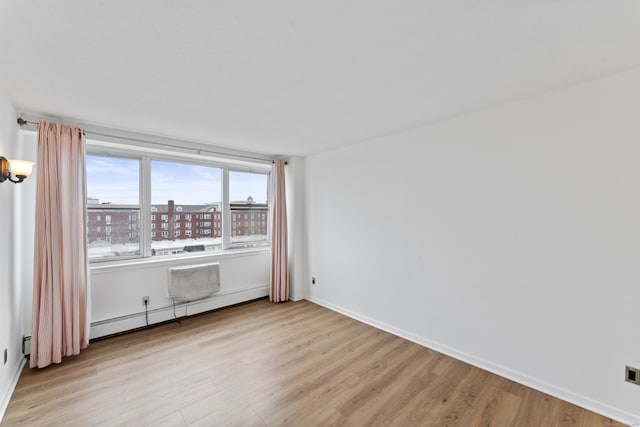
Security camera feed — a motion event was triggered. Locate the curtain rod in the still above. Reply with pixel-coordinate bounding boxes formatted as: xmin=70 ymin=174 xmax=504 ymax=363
xmin=87 ymin=129 xmax=271 ymax=164
xmin=17 ymin=117 xmax=38 ymax=127
xmin=18 ymin=117 xmax=87 ymax=135
xmin=17 ymin=116 xmax=282 ymax=165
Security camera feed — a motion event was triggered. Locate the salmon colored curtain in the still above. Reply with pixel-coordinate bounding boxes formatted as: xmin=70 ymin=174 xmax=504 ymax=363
xmin=31 ymin=121 xmax=88 ymax=368
xmin=270 ymin=159 xmax=289 ymax=302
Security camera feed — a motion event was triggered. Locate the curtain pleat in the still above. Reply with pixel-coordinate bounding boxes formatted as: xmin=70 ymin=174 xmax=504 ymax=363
xmin=31 ymin=121 xmax=88 ymax=368
xmin=270 ymin=160 xmax=289 ymax=302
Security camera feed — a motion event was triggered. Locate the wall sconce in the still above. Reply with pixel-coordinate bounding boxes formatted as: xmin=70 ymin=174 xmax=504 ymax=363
xmin=0 ymin=156 xmax=34 ymax=184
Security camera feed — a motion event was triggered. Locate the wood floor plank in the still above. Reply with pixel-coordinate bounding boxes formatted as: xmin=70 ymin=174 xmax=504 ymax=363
xmin=1 ymin=299 xmax=628 ymax=427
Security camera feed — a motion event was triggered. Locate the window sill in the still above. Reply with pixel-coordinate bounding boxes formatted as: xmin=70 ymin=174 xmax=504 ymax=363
xmin=90 ymin=246 xmax=271 ymax=274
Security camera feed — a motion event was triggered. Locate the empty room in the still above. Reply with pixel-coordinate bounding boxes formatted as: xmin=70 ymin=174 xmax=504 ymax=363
xmin=1 ymin=1 xmax=640 ymax=426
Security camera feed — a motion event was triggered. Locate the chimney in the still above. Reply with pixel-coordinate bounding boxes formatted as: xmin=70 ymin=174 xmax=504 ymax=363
xmin=168 ymin=200 xmax=175 ymax=240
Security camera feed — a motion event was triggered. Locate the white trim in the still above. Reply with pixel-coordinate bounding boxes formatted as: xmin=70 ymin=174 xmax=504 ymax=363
xmin=306 ymin=296 xmax=640 ymax=427
xmin=289 ymin=292 xmax=302 ymax=302
xmin=0 ymin=357 xmax=26 ymax=424
xmin=90 ymin=246 xmax=270 ymax=274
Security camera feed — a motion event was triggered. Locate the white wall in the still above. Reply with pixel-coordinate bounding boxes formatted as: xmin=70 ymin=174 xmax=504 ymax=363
xmin=285 ymin=156 xmax=306 ymax=301
xmin=0 ymin=92 xmax=25 ymax=420
xmin=15 ymin=131 xmax=36 ymax=344
xmin=304 ymin=68 xmax=640 ymax=424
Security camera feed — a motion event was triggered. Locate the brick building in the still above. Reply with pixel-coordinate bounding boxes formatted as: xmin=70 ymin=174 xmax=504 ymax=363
xmin=87 ymin=199 xmax=268 ymax=249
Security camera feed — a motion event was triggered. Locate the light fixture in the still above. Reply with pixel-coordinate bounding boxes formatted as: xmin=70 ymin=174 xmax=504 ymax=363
xmin=0 ymin=156 xmax=34 ymax=184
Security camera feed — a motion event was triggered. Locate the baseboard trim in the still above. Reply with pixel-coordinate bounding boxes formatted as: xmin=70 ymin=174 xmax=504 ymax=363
xmin=0 ymin=357 xmax=26 ymax=424
xmin=289 ymin=292 xmax=302 ymax=302
xmin=90 ymin=285 xmax=269 ymax=340
xmin=22 ymin=285 xmax=270 ymax=355
xmin=306 ymin=296 xmax=640 ymax=427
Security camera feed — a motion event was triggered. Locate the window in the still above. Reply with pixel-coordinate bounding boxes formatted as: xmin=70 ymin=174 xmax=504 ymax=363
xmin=86 ymin=141 xmax=271 ymax=262
xmin=151 ymin=159 xmax=222 ymax=254
xmin=86 ymin=155 xmax=141 ymax=261
xmin=229 ymin=170 xmax=269 ymax=246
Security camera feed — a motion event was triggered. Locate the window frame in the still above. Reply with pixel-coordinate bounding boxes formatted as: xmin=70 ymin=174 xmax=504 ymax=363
xmin=86 ymin=142 xmax=272 ymax=263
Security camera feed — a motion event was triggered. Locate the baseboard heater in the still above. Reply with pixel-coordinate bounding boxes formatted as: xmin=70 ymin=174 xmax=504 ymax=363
xmin=22 ymin=335 xmax=31 ymax=356
xmin=22 ymin=285 xmax=270 ymax=355
xmin=22 ymin=262 xmax=226 ymax=355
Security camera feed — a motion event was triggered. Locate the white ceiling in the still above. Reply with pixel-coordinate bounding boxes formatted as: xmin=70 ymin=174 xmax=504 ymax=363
xmin=1 ymin=1 xmax=640 ymax=157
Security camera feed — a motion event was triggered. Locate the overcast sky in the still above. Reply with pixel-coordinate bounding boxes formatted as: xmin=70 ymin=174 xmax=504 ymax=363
xmin=86 ymin=156 xmax=268 ymax=205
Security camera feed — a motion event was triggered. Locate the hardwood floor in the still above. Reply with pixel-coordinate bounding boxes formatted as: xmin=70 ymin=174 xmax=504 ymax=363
xmin=2 ymin=299 xmax=626 ymax=427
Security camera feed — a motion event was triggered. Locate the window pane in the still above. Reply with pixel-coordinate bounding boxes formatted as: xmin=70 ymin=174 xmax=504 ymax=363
xmin=229 ymin=171 xmax=269 ymax=245
xmin=86 ymin=155 xmax=139 ymax=205
xmin=87 ymin=208 xmax=140 ymax=260
xmin=87 ymin=155 xmax=141 ymax=261
xmin=151 ymin=160 xmax=222 ymax=256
